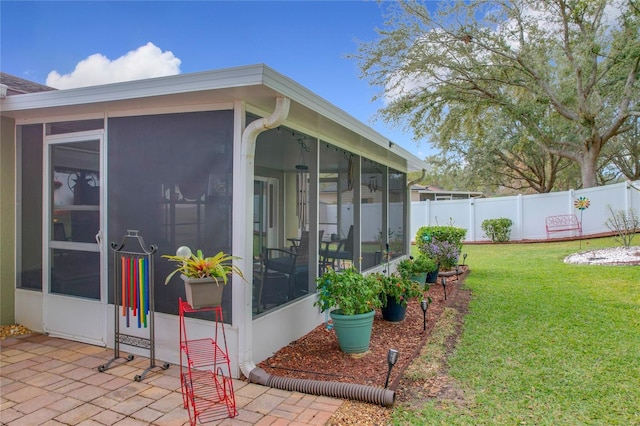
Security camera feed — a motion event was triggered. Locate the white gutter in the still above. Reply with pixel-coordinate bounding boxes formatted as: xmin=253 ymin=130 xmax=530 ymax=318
xmin=237 ymin=96 xmax=290 ymax=378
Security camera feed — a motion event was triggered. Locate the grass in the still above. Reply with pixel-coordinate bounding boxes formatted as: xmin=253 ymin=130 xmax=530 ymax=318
xmin=395 ymin=237 xmax=640 ymax=425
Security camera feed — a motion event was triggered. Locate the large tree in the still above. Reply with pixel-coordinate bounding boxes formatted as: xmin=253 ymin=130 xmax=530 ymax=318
xmin=601 ymin=116 xmax=640 ymax=180
xmin=355 ymin=0 xmax=640 ymax=188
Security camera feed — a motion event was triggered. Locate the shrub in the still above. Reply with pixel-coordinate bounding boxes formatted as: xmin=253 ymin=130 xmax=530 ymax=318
xmin=481 ymin=218 xmax=514 ymax=243
xmin=416 ymin=226 xmax=466 ymax=251
xmin=604 ymin=205 xmax=639 ymax=248
xmin=416 ymin=226 xmax=465 ymax=270
xmin=396 ymin=255 xmax=438 ymax=277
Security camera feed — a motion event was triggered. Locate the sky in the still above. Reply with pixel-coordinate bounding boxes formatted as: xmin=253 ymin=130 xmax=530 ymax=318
xmin=0 ymin=0 xmax=439 ymax=159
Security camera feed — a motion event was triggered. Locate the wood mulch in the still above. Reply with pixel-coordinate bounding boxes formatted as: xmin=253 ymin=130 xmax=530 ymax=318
xmin=256 ymin=268 xmax=471 ymax=424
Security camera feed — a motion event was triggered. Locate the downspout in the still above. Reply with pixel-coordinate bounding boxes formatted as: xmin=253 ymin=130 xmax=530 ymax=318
xmin=236 ymin=96 xmax=395 ymax=407
xmin=238 ymin=96 xmax=291 ymax=379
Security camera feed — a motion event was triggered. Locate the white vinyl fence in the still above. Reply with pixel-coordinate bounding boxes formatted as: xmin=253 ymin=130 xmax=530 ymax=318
xmin=410 ymin=180 xmax=640 ymax=243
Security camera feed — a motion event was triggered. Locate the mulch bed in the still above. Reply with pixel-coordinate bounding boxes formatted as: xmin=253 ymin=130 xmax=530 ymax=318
xmin=257 ymin=267 xmax=469 ymax=391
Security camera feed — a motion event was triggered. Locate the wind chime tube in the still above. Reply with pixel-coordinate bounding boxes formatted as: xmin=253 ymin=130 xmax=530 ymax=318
xmin=121 ymin=256 xmax=126 ymax=317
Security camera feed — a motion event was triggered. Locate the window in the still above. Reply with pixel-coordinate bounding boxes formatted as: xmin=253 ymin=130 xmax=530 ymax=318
xmin=17 ymin=124 xmax=44 ymax=290
xmin=108 ymin=110 xmax=234 ymax=320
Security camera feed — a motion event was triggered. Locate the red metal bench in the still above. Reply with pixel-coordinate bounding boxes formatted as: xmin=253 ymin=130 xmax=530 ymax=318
xmin=545 ymin=214 xmax=582 ymax=239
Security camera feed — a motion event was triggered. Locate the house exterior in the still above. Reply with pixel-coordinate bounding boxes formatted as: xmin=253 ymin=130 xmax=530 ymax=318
xmin=410 ymin=184 xmax=483 ymax=201
xmin=0 ymin=65 xmax=427 ymax=378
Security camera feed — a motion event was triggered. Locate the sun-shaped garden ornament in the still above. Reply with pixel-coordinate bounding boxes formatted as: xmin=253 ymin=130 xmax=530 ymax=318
xmin=574 ymin=197 xmax=590 ymax=211
xmin=574 ymin=196 xmax=590 ymax=248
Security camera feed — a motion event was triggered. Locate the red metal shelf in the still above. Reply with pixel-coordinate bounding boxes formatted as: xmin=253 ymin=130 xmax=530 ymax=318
xmin=179 ymin=298 xmax=236 ymax=424
xmin=180 ymin=338 xmax=230 ymax=370
xmin=181 ymin=370 xmax=237 ymax=423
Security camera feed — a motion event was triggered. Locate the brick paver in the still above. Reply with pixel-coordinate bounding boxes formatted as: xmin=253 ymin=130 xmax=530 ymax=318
xmin=0 ymin=333 xmax=345 ymax=425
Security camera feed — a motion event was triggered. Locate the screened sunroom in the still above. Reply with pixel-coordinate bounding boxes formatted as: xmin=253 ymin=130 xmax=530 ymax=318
xmin=0 ymin=65 xmax=427 ymax=376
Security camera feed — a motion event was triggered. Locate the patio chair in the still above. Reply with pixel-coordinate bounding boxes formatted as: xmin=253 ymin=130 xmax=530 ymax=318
xmin=321 ymin=225 xmax=354 ymax=270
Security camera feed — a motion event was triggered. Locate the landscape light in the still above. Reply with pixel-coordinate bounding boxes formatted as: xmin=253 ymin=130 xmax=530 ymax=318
xmin=442 ymin=277 xmax=447 ymax=300
xmin=384 ymin=349 xmax=399 ymax=388
xmin=420 ymin=299 xmax=428 ymax=331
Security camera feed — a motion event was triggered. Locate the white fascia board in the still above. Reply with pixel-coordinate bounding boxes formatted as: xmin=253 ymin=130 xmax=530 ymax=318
xmin=1 ymin=65 xmax=268 ymax=112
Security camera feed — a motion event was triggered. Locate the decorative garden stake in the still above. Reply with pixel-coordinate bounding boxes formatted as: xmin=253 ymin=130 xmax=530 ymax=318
xmin=384 ymin=348 xmax=399 ymax=388
xmin=574 ymin=197 xmax=591 ymax=249
xmin=441 ymin=277 xmax=447 ymax=300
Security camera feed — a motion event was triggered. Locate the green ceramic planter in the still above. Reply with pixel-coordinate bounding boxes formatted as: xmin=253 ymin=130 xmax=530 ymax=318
xmin=410 ymin=273 xmax=428 ymax=285
xmin=330 ymin=309 xmax=375 ymax=353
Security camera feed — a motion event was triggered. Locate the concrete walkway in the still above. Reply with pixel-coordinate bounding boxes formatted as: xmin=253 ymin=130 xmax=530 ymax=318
xmin=0 ymin=333 xmax=343 ymax=425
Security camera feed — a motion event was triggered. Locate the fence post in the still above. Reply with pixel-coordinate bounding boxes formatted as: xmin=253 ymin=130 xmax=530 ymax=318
xmin=468 ymin=198 xmax=476 ymax=241
xmin=568 ymin=189 xmax=575 ymax=214
xmin=517 ymin=194 xmax=523 ymax=241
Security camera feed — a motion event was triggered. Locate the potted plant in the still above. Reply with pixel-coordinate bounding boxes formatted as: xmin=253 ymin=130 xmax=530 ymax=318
xmin=396 ymin=255 xmax=437 ymax=286
xmin=314 ymin=266 xmax=383 ymax=353
xmin=163 ymin=246 xmax=244 ymax=309
xmin=374 ymin=272 xmax=423 ymax=322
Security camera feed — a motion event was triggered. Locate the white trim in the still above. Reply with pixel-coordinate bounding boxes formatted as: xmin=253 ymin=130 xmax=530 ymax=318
xmin=106 ymin=101 xmax=235 ymax=118
xmin=15 ymin=113 xmax=105 ymax=126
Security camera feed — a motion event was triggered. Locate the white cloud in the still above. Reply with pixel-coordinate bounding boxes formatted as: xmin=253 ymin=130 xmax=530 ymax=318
xmin=46 ymin=42 xmax=181 ymax=89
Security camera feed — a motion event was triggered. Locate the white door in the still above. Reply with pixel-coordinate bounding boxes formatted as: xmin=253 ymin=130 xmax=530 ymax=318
xmin=253 ymin=177 xmax=278 ymax=257
xmin=44 ymin=131 xmax=106 ymax=346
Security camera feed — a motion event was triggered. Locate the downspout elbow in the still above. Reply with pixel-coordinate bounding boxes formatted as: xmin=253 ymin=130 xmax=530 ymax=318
xmin=408 ymin=169 xmax=427 ymax=187
xmin=241 ymin=96 xmax=291 ymax=160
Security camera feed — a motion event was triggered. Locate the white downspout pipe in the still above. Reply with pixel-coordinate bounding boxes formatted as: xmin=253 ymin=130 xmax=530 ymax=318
xmin=236 ymin=96 xmax=290 ymax=379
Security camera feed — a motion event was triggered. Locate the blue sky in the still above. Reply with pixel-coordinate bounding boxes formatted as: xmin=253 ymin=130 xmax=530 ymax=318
xmin=1 ymin=0 xmax=439 ymax=159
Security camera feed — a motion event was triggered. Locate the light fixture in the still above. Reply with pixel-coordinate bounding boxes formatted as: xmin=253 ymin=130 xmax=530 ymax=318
xmin=441 ymin=277 xmax=447 ymax=300
xmin=461 ymin=253 xmax=468 ymax=266
xmin=420 ymin=299 xmax=429 ymax=331
xmin=368 ymin=175 xmax=378 ymax=192
xmin=384 ymin=349 xmax=399 ymax=388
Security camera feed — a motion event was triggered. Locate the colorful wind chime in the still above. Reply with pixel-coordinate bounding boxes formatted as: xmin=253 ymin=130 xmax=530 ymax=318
xmin=121 ymin=256 xmax=151 ymax=328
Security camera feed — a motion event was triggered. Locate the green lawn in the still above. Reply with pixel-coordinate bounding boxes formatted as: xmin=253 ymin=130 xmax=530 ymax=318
xmin=396 ymin=238 xmax=640 ymax=425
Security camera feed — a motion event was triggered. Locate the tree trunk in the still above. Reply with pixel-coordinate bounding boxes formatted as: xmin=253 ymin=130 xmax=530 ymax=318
xmin=579 ymin=150 xmax=600 ymax=188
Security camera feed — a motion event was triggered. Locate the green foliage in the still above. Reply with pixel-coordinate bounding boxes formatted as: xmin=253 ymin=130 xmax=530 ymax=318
xmin=481 ymin=218 xmax=514 ymax=242
xmin=163 ymin=249 xmax=244 ymax=285
xmin=371 ymin=272 xmax=423 ymax=308
xmin=353 ymin=0 xmax=640 ymax=188
xmin=397 ymin=255 xmax=438 ymax=277
xmin=416 ymin=226 xmax=466 ymax=251
xmin=394 ymin=238 xmax=640 ymax=424
xmin=604 ymin=205 xmax=639 ymax=247
xmin=314 ymin=267 xmax=384 ymax=316
xmin=416 ymin=226 xmax=465 ymax=269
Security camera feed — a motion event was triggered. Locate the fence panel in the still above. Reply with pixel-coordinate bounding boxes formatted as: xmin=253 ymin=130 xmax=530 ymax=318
xmin=410 ymin=180 xmax=640 ymax=243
